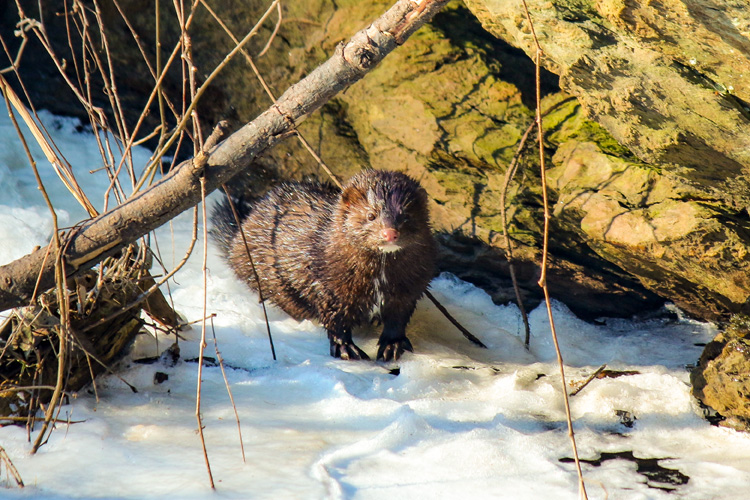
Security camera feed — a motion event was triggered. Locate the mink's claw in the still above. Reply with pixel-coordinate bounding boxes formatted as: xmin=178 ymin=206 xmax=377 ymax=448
xmin=329 ymin=337 xmax=370 ymax=360
xmin=377 ymin=337 xmax=413 ymax=362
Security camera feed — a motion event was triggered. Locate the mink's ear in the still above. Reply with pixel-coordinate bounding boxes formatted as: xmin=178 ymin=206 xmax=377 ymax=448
xmin=341 ymin=185 xmax=365 ymax=209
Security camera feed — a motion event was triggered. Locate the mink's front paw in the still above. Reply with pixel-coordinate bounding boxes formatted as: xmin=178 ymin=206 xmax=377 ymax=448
xmin=329 ymin=337 xmax=370 ymax=361
xmin=376 ymin=337 xmax=413 ymax=362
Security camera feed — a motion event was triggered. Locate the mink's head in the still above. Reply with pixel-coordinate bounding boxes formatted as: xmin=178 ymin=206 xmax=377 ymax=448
xmin=337 ymin=170 xmax=432 ymax=253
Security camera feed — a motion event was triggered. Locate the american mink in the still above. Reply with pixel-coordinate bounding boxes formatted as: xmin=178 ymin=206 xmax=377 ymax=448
xmin=211 ymin=169 xmax=437 ymax=361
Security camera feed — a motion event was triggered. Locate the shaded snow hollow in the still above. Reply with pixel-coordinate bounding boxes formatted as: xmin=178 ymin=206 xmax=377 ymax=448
xmin=2 ymin=112 xmax=750 ymax=499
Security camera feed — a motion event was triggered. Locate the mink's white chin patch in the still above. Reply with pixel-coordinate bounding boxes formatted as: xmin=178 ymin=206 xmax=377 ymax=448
xmin=379 ymin=243 xmax=402 ymax=253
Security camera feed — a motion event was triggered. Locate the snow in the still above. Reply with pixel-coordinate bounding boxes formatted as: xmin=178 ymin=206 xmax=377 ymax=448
xmin=3 ymin=111 xmax=750 ymax=499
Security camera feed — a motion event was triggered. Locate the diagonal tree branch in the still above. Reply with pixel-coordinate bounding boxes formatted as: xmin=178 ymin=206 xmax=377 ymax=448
xmin=0 ymin=0 xmax=450 ymax=313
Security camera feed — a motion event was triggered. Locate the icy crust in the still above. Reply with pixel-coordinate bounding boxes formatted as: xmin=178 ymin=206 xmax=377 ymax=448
xmin=2 ymin=260 xmax=748 ymax=500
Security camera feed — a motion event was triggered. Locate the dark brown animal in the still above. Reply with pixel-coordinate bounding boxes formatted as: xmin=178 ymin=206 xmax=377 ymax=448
xmin=211 ymin=169 xmax=437 ymax=361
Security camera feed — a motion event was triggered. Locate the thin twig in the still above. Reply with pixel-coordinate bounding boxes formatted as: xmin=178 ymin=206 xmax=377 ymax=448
xmin=154 ymin=0 xmax=168 ymax=152
xmin=519 ymin=1 xmax=588 ymax=498
xmin=133 ymin=0 xmax=282 ymax=194
xmin=181 ymin=11 xmax=203 ymax=154
xmin=424 ymin=290 xmax=486 ymax=348
xmin=83 ymin=344 xmax=99 ymax=403
xmin=1 ymin=415 xmax=84 ymax=424
xmin=31 ymin=255 xmax=68 ymax=454
xmin=222 ymin=189 xmax=276 ymax=360
xmin=0 ymin=24 xmax=31 ymax=74
xmin=0 ymin=385 xmax=71 ymax=394
xmin=0 ymin=445 xmax=24 ymax=488
xmin=209 ymin=316 xmax=246 ymax=462
xmin=26 ymin=365 xmax=44 ymax=437
xmin=570 ymin=364 xmax=607 ymax=397
xmin=174 ymin=0 xmax=215 ymax=485
xmin=203 ymin=120 xmax=232 ymax=151
xmin=500 ymin=120 xmax=535 ymax=347
xmin=257 ymin=1 xmax=282 ymax=58
xmin=196 ymin=175 xmax=215 ymax=489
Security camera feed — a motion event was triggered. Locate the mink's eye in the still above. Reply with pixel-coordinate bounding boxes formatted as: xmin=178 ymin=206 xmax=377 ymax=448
xmin=366 ymin=212 xmax=377 ymax=221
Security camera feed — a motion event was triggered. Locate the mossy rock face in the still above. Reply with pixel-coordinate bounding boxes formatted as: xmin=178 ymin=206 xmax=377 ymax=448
xmin=463 ymin=0 xmax=750 ymax=185
xmin=543 ymin=93 xmax=750 ymax=318
xmin=463 ymin=0 xmax=750 ymax=319
xmin=5 ymin=1 xmax=750 ymax=321
xmin=692 ymin=316 xmax=750 ymax=431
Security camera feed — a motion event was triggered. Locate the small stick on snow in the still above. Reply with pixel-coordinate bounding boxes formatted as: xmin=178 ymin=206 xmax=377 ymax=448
xmin=570 ymin=364 xmax=607 ymax=397
xmin=425 ymin=290 xmax=487 ymax=348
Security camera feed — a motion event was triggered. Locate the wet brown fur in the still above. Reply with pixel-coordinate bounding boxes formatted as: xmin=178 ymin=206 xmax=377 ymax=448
xmin=211 ymin=170 xmax=437 ymax=361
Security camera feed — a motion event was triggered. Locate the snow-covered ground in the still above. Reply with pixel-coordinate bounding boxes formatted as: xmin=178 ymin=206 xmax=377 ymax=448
xmin=2 ymin=111 xmax=750 ymax=500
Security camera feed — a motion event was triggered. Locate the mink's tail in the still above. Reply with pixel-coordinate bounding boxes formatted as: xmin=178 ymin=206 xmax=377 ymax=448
xmin=209 ymin=163 xmax=276 ymax=256
xmin=209 ymin=193 xmax=251 ymax=257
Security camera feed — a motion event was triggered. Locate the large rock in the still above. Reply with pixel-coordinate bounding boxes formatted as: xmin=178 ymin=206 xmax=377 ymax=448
xmin=543 ymin=93 xmax=750 ymax=319
xmin=462 ymin=0 xmax=750 ymax=319
xmin=463 ymin=0 xmax=750 ymax=182
xmin=692 ymin=316 xmax=750 ymax=431
xmin=3 ymin=1 xmax=749 ymax=321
